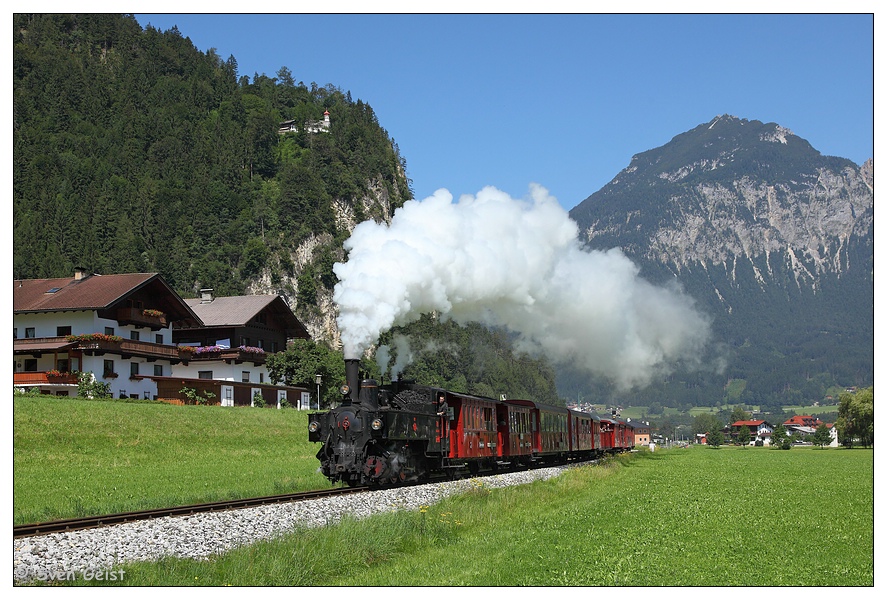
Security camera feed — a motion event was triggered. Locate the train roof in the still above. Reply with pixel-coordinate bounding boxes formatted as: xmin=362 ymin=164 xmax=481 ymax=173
xmin=599 ymin=417 xmax=635 ymax=428
xmin=601 ymin=417 xmax=634 ymax=429
xmin=505 ymin=398 xmax=570 ymax=414
xmin=568 ymin=408 xmax=601 ymax=421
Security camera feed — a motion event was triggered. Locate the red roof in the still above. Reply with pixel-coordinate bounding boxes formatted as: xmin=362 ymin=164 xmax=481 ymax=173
xmin=13 ymin=272 xmax=200 ymax=323
xmin=14 ymin=273 xmax=159 ymax=312
xmin=783 ymin=415 xmax=822 ymax=427
xmin=732 ymin=420 xmax=765 ymax=427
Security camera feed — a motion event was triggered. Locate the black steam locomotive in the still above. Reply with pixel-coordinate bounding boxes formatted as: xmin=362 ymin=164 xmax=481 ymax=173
xmin=307 ymin=359 xmax=634 ymax=487
xmin=307 ymin=359 xmax=451 ymax=486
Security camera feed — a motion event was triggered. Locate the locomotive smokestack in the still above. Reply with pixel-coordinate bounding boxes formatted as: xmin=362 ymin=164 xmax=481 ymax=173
xmin=344 ymin=358 xmax=360 ymax=404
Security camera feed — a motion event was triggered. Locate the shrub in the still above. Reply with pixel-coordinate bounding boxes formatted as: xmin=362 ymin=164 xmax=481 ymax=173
xmin=180 ymin=386 xmax=216 ymax=405
xmin=77 ymin=371 xmax=112 ymax=399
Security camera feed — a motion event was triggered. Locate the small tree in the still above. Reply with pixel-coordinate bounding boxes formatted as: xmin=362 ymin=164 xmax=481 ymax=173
xmin=771 ymin=423 xmax=788 ymax=449
xmin=252 ymin=391 xmax=266 ymax=408
xmin=266 ymin=338 xmax=345 ymax=409
xmin=730 ymin=406 xmax=751 ymax=423
xmin=737 ymin=425 xmax=752 ymax=448
xmin=707 ymin=429 xmax=724 ymax=448
xmin=837 ymin=387 xmax=874 ymax=448
xmin=812 ymin=423 xmax=832 ymax=448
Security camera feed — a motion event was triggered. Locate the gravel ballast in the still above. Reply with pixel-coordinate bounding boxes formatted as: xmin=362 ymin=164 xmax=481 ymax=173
xmin=14 ymin=464 xmax=578 ymax=584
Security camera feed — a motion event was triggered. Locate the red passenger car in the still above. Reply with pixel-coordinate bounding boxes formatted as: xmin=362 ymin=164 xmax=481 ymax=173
xmin=496 ymin=401 xmax=533 ymax=463
xmin=567 ymin=409 xmax=599 ymax=457
xmin=506 ymin=399 xmax=570 ymax=462
xmin=612 ymin=419 xmax=634 ymax=450
xmin=599 ymin=417 xmax=616 ymax=453
xmin=446 ymin=392 xmax=499 ymax=463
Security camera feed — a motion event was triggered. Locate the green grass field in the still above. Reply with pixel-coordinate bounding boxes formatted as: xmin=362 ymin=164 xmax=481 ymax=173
xmin=14 ymin=395 xmax=874 ymax=586
xmin=13 ymin=395 xmax=330 ymax=524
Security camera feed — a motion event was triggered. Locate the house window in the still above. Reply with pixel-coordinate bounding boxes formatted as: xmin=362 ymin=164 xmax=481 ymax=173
xmin=198 ymin=371 xmax=213 ymax=380
xmin=57 ymin=359 xmax=69 ymax=372
xmin=105 ymin=327 xmax=115 ymax=336
xmin=270 ymin=341 xmax=278 ymax=353
xmin=155 ymin=333 xmax=164 ymax=344
xmin=130 ymin=362 xmax=139 ymax=377
xmin=24 ymin=359 xmax=37 ymax=372
xmin=257 ymin=339 xmax=264 ymax=349
xmin=242 ymin=371 xmax=250 ymax=383
xmin=56 ymin=326 xmax=72 ymax=336
xmin=240 ymin=337 xmax=250 ymax=346
xmin=154 ymin=364 xmax=163 ymax=377
xmin=130 ymin=331 xmax=140 ymax=341
xmin=25 ymin=327 xmax=35 ymax=339
xmin=103 ymin=360 xmax=115 ymax=376
xmin=13 ymin=328 xmax=17 ymax=339
xmin=259 ymin=372 xmax=264 ymax=383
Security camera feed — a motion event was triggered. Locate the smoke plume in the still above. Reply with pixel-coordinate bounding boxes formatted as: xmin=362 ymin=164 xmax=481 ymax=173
xmin=375 ymin=334 xmax=414 ymax=380
xmin=333 ymin=185 xmax=711 ymax=391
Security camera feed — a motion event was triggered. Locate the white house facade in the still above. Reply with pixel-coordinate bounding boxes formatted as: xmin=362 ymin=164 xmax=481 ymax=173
xmin=13 ymin=272 xmax=199 ymax=399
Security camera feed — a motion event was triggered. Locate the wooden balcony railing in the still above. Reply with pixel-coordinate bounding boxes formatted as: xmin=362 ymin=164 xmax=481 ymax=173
xmin=19 ymin=336 xmax=188 ymax=363
xmin=115 ymin=307 xmax=168 ymax=330
xmin=14 ymin=372 xmax=79 ymax=385
xmin=182 ymin=348 xmax=267 ymax=365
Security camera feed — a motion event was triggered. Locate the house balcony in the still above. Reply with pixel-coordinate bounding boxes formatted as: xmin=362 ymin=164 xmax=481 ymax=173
xmin=105 ymin=339 xmax=184 ymax=362
xmin=116 ymin=307 xmax=168 ymax=330
xmin=16 ymin=335 xmax=185 ymax=363
xmin=180 ymin=346 xmax=267 ymax=365
xmin=14 ymin=371 xmax=79 ymax=386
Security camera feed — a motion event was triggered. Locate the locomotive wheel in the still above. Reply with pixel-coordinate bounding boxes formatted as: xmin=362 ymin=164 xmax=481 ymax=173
xmin=364 ymin=455 xmax=386 ymax=480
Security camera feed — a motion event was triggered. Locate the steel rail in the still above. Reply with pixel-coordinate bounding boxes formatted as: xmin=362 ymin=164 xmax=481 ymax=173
xmin=14 ymin=456 xmax=610 ymax=539
xmin=13 ymin=486 xmax=368 ymax=539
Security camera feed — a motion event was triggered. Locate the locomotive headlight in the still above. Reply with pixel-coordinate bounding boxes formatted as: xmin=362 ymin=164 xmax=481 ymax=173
xmin=340 ymin=384 xmax=351 ymax=396
xmin=308 ymin=421 xmax=320 ymax=433
xmin=371 ymin=418 xmax=384 ymax=431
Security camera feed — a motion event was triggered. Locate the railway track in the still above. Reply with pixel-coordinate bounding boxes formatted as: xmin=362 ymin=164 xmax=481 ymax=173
xmin=14 ymin=458 xmax=606 ymax=540
xmin=13 ymin=486 xmax=369 ymax=539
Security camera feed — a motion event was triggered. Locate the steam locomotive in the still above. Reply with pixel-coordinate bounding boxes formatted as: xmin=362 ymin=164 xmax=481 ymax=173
xmin=307 ymin=359 xmax=635 ymax=487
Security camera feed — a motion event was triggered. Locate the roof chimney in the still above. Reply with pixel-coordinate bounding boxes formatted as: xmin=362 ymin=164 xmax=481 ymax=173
xmin=200 ymin=288 xmax=215 ymax=303
xmin=74 ymin=267 xmax=88 ymax=280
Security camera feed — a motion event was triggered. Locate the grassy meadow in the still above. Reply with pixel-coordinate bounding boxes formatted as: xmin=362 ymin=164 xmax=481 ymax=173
xmin=13 ymin=394 xmax=331 ymax=524
xmin=14 ymin=395 xmax=874 ymax=586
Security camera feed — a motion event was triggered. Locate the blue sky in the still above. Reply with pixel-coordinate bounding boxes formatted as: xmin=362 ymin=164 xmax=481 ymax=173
xmin=133 ymin=12 xmax=874 ymax=211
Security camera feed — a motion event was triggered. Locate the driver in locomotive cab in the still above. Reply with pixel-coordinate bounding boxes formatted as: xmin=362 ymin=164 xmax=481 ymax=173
xmin=436 ymin=393 xmax=449 ymax=419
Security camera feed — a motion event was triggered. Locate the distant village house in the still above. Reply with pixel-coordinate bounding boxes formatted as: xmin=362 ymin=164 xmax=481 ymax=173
xmin=278 ymin=110 xmax=330 ymax=134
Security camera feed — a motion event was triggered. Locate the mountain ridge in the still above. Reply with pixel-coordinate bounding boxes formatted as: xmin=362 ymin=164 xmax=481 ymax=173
xmin=567 ymin=115 xmax=873 ymax=408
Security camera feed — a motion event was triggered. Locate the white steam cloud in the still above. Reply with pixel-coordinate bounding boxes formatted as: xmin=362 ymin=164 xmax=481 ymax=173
xmin=375 ymin=334 xmax=414 ymax=380
xmin=333 ymin=185 xmax=711 ymax=391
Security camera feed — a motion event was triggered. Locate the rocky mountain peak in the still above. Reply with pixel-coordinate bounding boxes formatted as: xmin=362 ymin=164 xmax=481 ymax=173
xmin=570 ymin=116 xmax=873 ymax=288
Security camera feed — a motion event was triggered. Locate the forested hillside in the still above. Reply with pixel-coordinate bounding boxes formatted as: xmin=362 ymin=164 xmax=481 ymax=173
xmin=13 ymin=13 xmax=409 ymax=301
xmin=12 ymin=13 xmax=563 ymax=404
